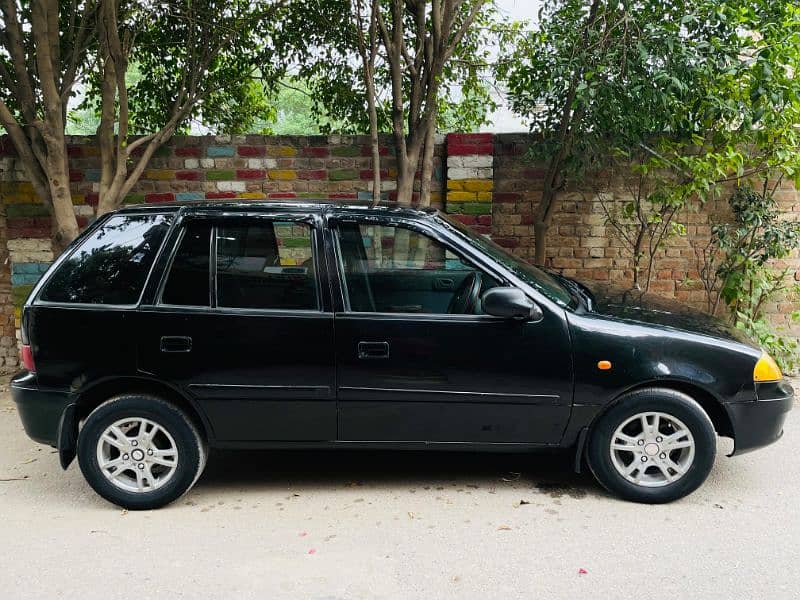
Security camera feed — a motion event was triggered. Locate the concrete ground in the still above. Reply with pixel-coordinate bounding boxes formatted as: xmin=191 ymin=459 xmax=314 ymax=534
xmin=1 ymin=378 xmax=798 ymax=600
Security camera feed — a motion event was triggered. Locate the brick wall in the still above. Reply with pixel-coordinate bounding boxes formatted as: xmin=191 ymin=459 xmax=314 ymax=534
xmin=0 ymin=207 xmax=19 ymax=367
xmin=0 ymin=131 xmax=797 ymax=369
xmin=493 ymin=133 xmax=800 ymax=337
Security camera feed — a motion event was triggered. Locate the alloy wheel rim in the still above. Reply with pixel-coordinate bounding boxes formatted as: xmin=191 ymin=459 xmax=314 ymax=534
xmin=609 ymin=411 xmax=695 ymax=488
xmin=96 ymin=417 xmax=179 ymax=493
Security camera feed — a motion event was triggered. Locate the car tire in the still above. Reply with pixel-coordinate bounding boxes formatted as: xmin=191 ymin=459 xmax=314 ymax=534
xmin=77 ymin=394 xmax=206 ymax=510
xmin=587 ymin=388 xmax=716 ymax=503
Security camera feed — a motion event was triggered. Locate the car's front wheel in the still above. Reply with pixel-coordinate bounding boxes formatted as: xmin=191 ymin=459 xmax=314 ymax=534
xmin=77 ymin=394 xmax=207 ymax=510
xmin=587 ymin=388 xmax=716 ymax=503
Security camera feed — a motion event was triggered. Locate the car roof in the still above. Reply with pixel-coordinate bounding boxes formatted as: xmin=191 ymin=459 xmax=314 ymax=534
xmin=115 ymin=199 xmax=440 ymax=220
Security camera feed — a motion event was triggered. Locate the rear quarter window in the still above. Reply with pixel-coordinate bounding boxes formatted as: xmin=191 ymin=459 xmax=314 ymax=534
xmin=40 ymin=214 xmax=171 ymax=305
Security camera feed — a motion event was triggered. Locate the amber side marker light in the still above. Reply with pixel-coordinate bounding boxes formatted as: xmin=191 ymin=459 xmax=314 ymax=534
xmin=753 ymin=353 xmax=782 ymax=382
xmin=597 ymin=360 xmax=612 ymax=371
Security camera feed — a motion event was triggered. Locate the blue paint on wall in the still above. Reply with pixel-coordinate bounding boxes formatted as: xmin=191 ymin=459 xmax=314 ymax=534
xmin=207 ymin=146 xmax=235 ymax=157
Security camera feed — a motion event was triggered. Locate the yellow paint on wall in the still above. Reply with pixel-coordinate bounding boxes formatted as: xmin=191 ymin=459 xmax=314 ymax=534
xmin=447 ymin=179 xmax=492 ymax=192
xmin=268 ymin=170 xmax=298 ymax=181
xmin=476 ymin=191 xmax=493 ymax=202
xmin=267 ymin=146 xmax=298 ymax=157
xmin=446 ymin=191 xmax=477 ymax=202
xmin=463 ymin=180 xmax=493 ymax=192
xmin=0 ymin=182 xmax=34 ymax=194
xmin=240 ymin=191 xmax=267 ymax=199
xmin=2 ymin=192 xmax=37 ymax=204
xmin=144 ymin=169 xmax=175 ymax=180
xmin=447 ymin=180 xmax=465 ymax=191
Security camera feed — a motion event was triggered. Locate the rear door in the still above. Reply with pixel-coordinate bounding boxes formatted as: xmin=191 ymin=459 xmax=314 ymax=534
xmin=329 ymin=215 xmax=574 ymax=445
xmin=137 ymin=212 xmax=336 ymax=443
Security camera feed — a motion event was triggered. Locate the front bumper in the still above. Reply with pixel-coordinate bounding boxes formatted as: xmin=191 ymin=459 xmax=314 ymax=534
xmin=726 ymin=380 xmax=794 ymax=455
xmin=11 ymin=371 xmax=72 ymax=446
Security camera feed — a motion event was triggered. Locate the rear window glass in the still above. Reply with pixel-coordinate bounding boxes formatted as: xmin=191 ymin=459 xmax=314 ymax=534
xmin=40 ymin=214 xmax=171 ymax=305
xmin=217 ymin=221 xmax=317 ymax=310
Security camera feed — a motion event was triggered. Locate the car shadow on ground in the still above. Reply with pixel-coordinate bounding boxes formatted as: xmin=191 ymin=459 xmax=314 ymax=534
xmin=196 ymin=448 xmax=606 ymax=499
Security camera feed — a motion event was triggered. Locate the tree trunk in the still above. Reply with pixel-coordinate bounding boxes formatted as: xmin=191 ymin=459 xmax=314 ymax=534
xmin=532 ymin=184 xmax=558 ymax=266
xmin=533 ymin=221 xmax=549 ymax=266
xmin=368 ymin=110 xmax=381 ymax=206
xmin=631 ymin=229 xmax=646 ymax=290
xmin=46 ymin=151 xmax=80 ymax=252
xmin=418 ymin=121 xmax=436 ymax=208
xmin=395 ymin=160 xmax=417 ymax=206
xmin=410 ymin=123 xmax=437 ymax=265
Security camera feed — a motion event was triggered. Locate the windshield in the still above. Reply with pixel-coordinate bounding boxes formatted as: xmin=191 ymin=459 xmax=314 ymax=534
xmin=437 ymin=214 xmax=577 ymax=309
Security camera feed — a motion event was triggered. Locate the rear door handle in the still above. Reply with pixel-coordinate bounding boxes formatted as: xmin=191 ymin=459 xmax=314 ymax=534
xmin=160 ymin=336 xmax=192 ymax=353
xmin=358 ymin=341 xmax=389 ymax=360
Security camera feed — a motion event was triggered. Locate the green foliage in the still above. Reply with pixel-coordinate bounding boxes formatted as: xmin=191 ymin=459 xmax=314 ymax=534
xmin=499 ymin=0 xmax=740 ymax=178
xmin=81 ymin=0 xmax=288 ymax=136
xmin=709 ymin=185 xmax=800 ymax=372
xmin=202 ymin=77 xmax=277 ymax=135
xmin=736 ymin=311 xmax=800 ymax=375
xmin=595 ymin=153 xmax=689 ymax=290
xmin=649 ymin=2 xmax=800 ymax=206
xmin=499 ymin=0 xmax=800 ymax=196
xmin=714 ymin=185 xmax=800 ymax=311
xmin=243 ymin=79 xmax=349 ymax=135
xmin=281 ymin=0 xmax=498 ymax=134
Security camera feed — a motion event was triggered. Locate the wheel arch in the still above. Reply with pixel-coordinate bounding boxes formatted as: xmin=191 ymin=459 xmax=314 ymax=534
xmin=74 ymin=376 xmax=212 ymax=444
xmin=595 ymin=379 xmax=735 ymax=439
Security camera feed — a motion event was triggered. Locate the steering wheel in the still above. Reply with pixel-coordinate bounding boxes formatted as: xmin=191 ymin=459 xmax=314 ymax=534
xmin=448 ymin=272 xmax=482 ymax=314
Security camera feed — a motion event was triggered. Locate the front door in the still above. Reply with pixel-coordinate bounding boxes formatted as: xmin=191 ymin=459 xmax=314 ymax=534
xmin=138 ymin=214 xmax=336 ymax=443
xmin=330 ymin=218 xmax=573 ymax=445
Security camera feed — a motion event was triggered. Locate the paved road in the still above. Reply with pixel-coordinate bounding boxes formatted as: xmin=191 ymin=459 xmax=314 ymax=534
xmin=1 ymin=379 xmax=798 ymax=600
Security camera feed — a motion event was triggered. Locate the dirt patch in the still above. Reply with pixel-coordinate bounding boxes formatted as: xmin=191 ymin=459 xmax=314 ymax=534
xmin=534 ymin=481 xmax=589 ymax=499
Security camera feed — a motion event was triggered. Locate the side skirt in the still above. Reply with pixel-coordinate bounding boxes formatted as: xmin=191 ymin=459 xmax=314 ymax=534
xmin=210 ymin=440 xmax=563 ymax=452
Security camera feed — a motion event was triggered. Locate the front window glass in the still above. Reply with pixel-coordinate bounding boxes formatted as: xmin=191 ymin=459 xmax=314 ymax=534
xmin=437 ymin=214 xmax=576 ymax=308
xmin=41 ymin=214 xmax=171 ymax=305
xmin=336 ymin=222 xmax=499 ymax=314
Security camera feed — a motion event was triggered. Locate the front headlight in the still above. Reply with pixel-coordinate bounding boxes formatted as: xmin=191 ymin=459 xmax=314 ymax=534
xmin=753 ymin=352 xmax=783 ymax=383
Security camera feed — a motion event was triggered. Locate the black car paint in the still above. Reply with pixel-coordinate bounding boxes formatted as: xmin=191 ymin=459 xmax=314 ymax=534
xmin=11 ymin=201 xmax=793 ymax=468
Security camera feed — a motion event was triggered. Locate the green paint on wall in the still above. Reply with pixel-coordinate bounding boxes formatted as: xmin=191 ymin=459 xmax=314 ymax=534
xmin=206 ymin=170 xmax=235 ymax=181
xmin=331 ymin=146 xmax=361 ymax=157
xmin=329 ymin=169 xmax=358 ymax=181
xmin=12 ymin=285 xmax=34 ymax=308
xmin=5 ymin=204 xmax=50 ymax=218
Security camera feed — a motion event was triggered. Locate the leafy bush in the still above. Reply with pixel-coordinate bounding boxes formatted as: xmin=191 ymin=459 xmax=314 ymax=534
xmin=709 ymin=185 xmax=800 ymax=373
xmin=736 ymin=310 xmax=800 ymax=375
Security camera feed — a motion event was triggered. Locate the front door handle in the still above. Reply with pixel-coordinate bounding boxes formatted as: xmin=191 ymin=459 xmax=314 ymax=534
xmin=160 ymin=336 xmax=192 ymax=353
xmin=358 ymin=341 xmax=389 ymax=360
xmin=434 ymin=277 xmax=455 ymax=290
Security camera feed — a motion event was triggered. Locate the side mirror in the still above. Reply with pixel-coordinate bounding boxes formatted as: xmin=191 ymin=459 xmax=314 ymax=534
xmin=481 ymin=287 xmax=543 ymax=321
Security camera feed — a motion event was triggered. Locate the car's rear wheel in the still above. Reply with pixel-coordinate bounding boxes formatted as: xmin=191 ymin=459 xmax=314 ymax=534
xmin=587 ymin=388 xmax=716 ymax=503
xmin=77 ymin=394 xmax=206 ymax=510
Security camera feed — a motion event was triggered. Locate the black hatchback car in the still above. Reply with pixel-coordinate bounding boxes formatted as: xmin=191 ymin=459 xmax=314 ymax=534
xmin=12 ymin=201 xmax=794 ymax=509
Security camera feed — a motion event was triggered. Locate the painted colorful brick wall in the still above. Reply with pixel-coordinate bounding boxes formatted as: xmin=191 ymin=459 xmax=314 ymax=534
xmin=0 ymin=206 xmax=19 ymax=368
xmin=1 ymin=131 xmax=798 ymax=369
xmin=445 ymin=133 xmax=493 ymax=234
xmin=0 ymin=133 xmax=449 ymax=365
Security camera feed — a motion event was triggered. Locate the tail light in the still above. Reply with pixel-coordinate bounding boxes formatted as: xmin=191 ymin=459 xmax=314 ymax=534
xmin=19 ymin=308 xmax=34 ymax=372
xmin=20 ymin=344 xmax=35 ymax=372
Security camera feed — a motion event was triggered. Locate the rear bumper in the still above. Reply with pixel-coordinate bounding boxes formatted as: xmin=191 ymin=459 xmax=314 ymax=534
xmin=10 ymin=371 xmax=72 ymax=446
xmin=726 ymin=380 xmax=794 ymax=455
